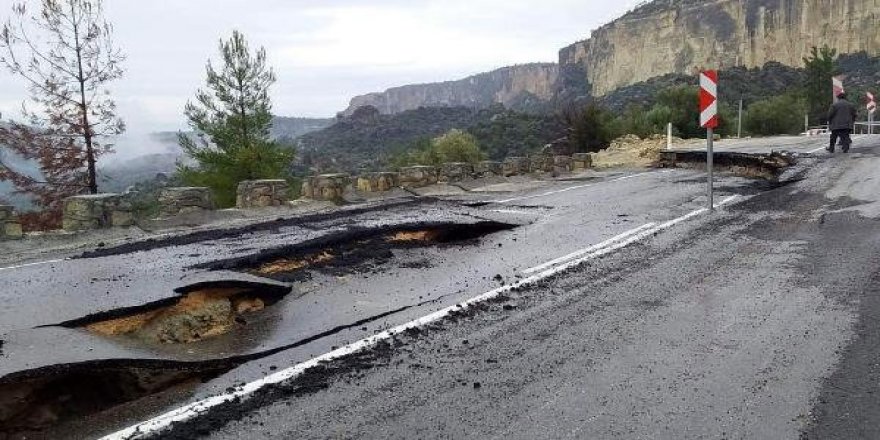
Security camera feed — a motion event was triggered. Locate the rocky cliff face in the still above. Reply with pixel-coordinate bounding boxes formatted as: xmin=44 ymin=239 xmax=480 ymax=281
xmin=562 ymin=0 xmax=880 ymax=96
xmin=342 ymin=0 xmax=880 ymax=115
xmin=343 ymin=64 xmax=558 ymax=115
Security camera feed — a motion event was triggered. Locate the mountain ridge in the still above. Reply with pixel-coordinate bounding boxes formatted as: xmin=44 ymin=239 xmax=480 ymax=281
xmin=343 ymin=0 xmax=880 ymax=115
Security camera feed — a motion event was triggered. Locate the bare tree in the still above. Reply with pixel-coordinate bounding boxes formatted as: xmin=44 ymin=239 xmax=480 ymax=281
xmin=0 ymin=0 xmax=124 ymax=225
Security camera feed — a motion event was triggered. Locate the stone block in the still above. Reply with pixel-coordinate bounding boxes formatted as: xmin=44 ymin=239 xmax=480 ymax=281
xmin=63 ymin=194 xmax=123 ymax=231
xmin=474 ymin=161 xmax=503 ymax=178
xmin=237 ymin=180 xmax=290 ymax=209
xmin=438 ymin=163 xmax=474 ymax=182
xmin=159 ymin=187 xmax=214 ymax=217
xmin=4 ymin=221 xmax=23 ymax=239
xmin=399 ymin=166 xmax=439 ymax=188
xmin=111 ymin=209 xmax=135 ymax=228
xmin=530 ymin=155 xmax=555 ymax=173
xmin=0 ymin=205 xmax=12 ymax=222
xmin=502 ymin=157 xmax=530 ymax=177
xmin=572 ymin=153 xmax=593 ymax=171
xmin=553 ymin=155 xmax=573 ymax=173
xmin=357 ymin=172 xmax=399 ymax=193
xmin=302 ymin=174 xmax=350 ymax=201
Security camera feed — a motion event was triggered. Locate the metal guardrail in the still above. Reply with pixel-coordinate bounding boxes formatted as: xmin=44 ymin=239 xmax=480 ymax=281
xmin=804 ymin=123 xmax=880 ymax=136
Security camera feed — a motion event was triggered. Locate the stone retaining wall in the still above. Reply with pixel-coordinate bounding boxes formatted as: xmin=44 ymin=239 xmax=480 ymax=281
xmin=474 ymin=161 xmax=503 ymax=178
xmin=237 ymin=180 xmax=290 ymax=208
xmin=572 ymin=153 xmax=593 ymax=171
xmin=399 ymin=166 xmax=439 ymax=188
xmin=503 ymin=157 xmax=530 ymax=177
xmin=554 ymin=155 xmax=573 ymax=173
xmin=357 ymin=172 xmax=399 ymax=193
xmin=0 ymin=205 xmax=23 ymax=240
xmin=302 ymin=174 xmax=350 ymax=201
xmin=530 ymin=155 xmax=555 ymax=173
xmin=438 ymin=163 xmax=474 ymax=182
xmin=63 ymin=194 xmax=134 ymax=231
xmin=159 ymin=187 xmax=214 ymax=217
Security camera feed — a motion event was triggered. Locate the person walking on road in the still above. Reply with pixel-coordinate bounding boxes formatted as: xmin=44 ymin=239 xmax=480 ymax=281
xmin=827 ymin=93 xmax=858 ymax=153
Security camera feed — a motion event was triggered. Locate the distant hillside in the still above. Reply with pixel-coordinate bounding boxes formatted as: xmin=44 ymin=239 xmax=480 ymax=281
xmin=271 ymin=116 xmax=335 ymax=140
xmin=599 ymin=53 xmax=880 ymax=112
xmin=343 ymin=64 xmax=559 ymax=116
xmin=298 ymin=106 xmax=566 ymax=173
xmin=0 ymin=149 xmax=39 ymax=210
xmin=98 ymin=153 xmax=185 ymax=193
xmin=150 ymin=116 xmax=335 ymax=151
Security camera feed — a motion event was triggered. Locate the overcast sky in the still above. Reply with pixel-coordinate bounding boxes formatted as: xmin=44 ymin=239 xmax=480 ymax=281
xmin=0 ymin=0 xmax=643 ymax=158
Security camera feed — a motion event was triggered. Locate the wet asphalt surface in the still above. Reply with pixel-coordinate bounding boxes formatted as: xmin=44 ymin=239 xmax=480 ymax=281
xmin=2 ymin=137 xmax=879 ymax=439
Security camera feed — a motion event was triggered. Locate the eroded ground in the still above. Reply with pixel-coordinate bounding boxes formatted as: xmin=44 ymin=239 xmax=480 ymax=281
xmin=0 ymin=137 xmax=873 ymax=439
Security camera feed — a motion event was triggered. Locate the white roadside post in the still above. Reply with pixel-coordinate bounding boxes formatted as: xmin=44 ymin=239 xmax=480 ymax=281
xmin=700 ymin=70 xmax=719 ymax=211
xmin=868 ymin=92 xmax=876 ymax=135
xmin=667 ymin=122 xmax=673 ymax=150
xmin=737 ymin=98 xmax=743 ymax=138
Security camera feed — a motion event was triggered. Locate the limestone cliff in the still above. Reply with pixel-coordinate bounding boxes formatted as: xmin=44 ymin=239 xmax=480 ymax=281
xmin=343 ymin=64 xmax=558 ymax=115
xmin=562 ymin=0 xmax=880 ymax=96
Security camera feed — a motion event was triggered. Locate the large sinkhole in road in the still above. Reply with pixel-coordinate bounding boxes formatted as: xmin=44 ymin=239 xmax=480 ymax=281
xmin=54 ymin=280 xmax=293 ymax=346
xmin=0 ymin=360 xmax=234 ymax=436
xmin=198 ymin=221 xmax=518 ymax=282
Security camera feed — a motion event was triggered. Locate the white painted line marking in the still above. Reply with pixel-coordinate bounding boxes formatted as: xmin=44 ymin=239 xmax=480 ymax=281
xmin=523 ymin=223 xmax=657 ymax=275
xmin=489 ymin=209 xmax=535 ymax=215
xmin=0 ymin=258 xmax=66 ymax=272
xmin=494 ymin=182 xmax=595 ymax=204
xmin=494 ymin=171 xmax=663 ymax=204
xmin=807 ymin=146 xmax=828 ymax=154
xmin=101 ymin=194 xmax=741 ymax=440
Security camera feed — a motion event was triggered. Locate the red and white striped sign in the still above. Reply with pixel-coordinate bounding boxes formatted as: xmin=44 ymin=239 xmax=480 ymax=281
xmin=699 ymin=70 xmax=718 ymax=129
xmin=868 ymin=92 xmax=876 ymax=114
xmin=833 ymin=76 xmax=845 ymax=101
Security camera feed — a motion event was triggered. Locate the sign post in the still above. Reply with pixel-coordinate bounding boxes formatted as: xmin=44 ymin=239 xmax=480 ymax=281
xmin=700 ymin=70 xmax=719 ymax=211
xmin=868 ymin=92 xmax=876 ymax=135
xmin=833 ymin=76 xmax=845 ymax=102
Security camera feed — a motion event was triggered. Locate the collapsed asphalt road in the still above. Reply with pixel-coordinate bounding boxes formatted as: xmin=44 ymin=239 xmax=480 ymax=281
xmin=1 ymin=136 xmax=877 ymax=439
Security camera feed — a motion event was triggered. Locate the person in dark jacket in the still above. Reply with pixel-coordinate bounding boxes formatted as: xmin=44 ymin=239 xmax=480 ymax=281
xmin=827 ymin=93 xmax=858 ymax=153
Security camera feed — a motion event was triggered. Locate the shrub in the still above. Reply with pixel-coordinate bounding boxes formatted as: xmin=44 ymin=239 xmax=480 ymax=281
xmin=744 ymin=94 xmax=807 ymax=136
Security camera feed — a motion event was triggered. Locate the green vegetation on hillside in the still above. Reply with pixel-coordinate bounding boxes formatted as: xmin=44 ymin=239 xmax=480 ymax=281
xmin=560 ymin=103 xmax=615 ymax=153
xmin=390 ymin=129 xmax=487 ymax=168
xmin=743 ymin=93 xmax=807 ymax=136
xmin=298 ymin=106 xmax=566 ymax=173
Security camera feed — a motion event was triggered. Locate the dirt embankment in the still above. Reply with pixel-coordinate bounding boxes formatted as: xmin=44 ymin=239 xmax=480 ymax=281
xmin=591 ymin=134 xmax=675 ymax=169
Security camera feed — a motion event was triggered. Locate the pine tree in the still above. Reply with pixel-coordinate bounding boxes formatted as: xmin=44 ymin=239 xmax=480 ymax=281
xmin=0 ymin=0 xmax=125 ymax=227
xmin=803 ymin=45 xmax=839 ymax=125
xmin=178 ymin=30 xmax=292 ymax=207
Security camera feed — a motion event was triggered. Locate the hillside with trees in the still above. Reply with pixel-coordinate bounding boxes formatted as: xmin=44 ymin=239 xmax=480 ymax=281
xmin=296 ymin=105 xmax=566 ymax=173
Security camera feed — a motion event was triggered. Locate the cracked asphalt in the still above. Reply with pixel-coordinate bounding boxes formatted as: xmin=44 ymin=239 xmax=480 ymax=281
xmin=2 ymin=136 xmax=879 ymax=439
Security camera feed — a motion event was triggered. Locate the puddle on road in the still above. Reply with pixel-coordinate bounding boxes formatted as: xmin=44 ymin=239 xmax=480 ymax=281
xmin=201 ymin=221 xmax=517 ymax=282
xmin=54 ymin=281 xmax=292 ymax=345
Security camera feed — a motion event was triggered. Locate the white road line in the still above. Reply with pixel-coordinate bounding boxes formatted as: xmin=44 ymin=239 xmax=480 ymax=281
xmin=807 ymin=146 xmax=828 ymax=154
xmin=522 ymin=223 xmax=657 ymax=275
xmin=494 ymin=182 xmax=595 ymax=204
xmin=494 ymin=171 xmax=662 ymax=204
xmin=0 ymin=258 xmax=66 ymax=272
xmin=489 ymin=209 xmax=536 ymax=215
xmin=100 ymin=194 xmax=741 ymax=440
